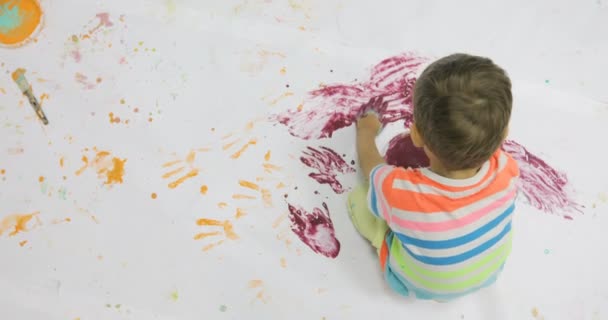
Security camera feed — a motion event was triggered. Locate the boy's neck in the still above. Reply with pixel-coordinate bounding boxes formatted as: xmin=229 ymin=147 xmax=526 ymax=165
xmin=429 ymin=160 xmax=481 ymax=180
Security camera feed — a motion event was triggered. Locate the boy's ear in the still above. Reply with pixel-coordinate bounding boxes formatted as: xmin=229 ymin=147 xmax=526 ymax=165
xmin=410 ymin=123 xmax=424 ymax=148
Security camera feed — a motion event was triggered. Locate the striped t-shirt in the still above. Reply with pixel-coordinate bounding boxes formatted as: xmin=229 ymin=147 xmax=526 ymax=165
xmin=368 ymin=149 xmax=519 ymax=300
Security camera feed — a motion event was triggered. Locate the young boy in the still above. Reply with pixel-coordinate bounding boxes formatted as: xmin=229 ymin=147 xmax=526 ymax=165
xmin=348 ymin=53 xmax=519 ymax=301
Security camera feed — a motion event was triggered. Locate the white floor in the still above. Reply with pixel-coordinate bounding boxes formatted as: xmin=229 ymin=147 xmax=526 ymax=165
xmin=1 ymin=0 xmax=608 ymax=319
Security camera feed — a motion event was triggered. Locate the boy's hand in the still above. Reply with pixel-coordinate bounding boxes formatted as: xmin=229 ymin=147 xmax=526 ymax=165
xmin=357 ymin=113 xmax=381 ymax=134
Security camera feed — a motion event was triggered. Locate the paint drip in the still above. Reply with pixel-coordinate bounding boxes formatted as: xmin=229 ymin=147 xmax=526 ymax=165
xmin=287 ymin=202 xmax=340 ymax=258
xmin=300 ymin=146 xmax=355 ymax=194
xmin=274 ymin=53 xmax=427 ymax=139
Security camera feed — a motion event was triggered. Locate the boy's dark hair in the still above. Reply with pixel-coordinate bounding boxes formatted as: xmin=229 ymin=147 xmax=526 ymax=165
xmin=413 ymin=53 xmax=512 ymax=170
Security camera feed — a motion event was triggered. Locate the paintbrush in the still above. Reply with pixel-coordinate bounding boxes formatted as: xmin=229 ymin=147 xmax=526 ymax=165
xmin=11 ymin=68 xmax=49 ymax=125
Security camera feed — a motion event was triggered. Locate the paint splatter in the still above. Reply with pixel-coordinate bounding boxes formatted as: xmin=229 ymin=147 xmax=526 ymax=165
xmin=233 ymin=180 xmax=274 ymax=207
xmin=287 ymin=202 xmax=340 ymax=258
xmin=75 ymin=149 xmax=127 ymax=186
xmin=162 ymin=149 xmax=209 ymax=189
xmin=75 ymin=73 xmax=99 ymax=90
xmin=0 ymin=0 xmax=43 ymax=47
xmin=230 ymin=139 xmax=257 ymax=159
xmin=169 ymin=290 xmax=179 ymax=302
xmin=151 ymin=193 xmax=157 ymax=199
xmin=200 ymin=185 xmax=208 ymax=195
xmin=0 ymin=212 xmax=40 ymax=237
xmin=219 ymin=305 xmax=227 ymax=312
xmin=274 ymin=53 xmax=427 ymax=139
xmin=300 ymin=146 xmax=355 ymax=194
xmin=502 ymin=140 xmax=581 ymax=216
xmin=195 ymin=218 xmax=238 ymax=251
xmin=247 ymin=280 xmax=270 ymax=304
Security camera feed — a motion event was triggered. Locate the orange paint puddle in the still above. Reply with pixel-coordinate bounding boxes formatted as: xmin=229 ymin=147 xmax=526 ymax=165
xmin=264 ymin=150 xmax=271 ymax=161
xmin=231 ymin=139 xmax=257 ymax=159
xmin=0 ymin=0 xmax=43 ymax=46
xmin=0 ymin=212 xmax=40 ymax=237
xmin=239 ymin=180 xmax=260 ymax=191
xmin=74 ymin=149 xmax=127 ymax=186
xmin=200 ymin=185 xmax=208 ymax=195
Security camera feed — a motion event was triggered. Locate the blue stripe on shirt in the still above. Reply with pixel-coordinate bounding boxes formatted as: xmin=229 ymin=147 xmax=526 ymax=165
xmin=401 ymin=221 xmax=512 ymax=266
xmin=394 ymin=203 xmax=515 ymax=250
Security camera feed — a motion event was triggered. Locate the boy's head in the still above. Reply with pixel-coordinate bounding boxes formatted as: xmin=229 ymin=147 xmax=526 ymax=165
xmin=411 ymin=53 xmax=512 ymax=170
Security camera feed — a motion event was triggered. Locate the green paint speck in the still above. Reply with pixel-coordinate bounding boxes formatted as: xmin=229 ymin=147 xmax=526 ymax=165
xmin=544 ymin=249 xmax=550 ymax=254
xmin=544 ymin=79 xmax=550 ymax=84
xmin=115 ymin=304 xmax=121 ymax=309
xmin=170 ymin=290 xmax=179 ymax=302
xmin=219 ymin=305 xmax=228 ymax=312
xmin=105 ymin=303 xmax=112 ymax=308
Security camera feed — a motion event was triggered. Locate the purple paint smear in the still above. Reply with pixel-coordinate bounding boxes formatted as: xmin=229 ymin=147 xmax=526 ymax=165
xmin=274 ymin=53 xmax=581 ymax=218
xmin=287 ymin=202 xmax=341 ymax=258
xmin=300 ymin=146 xmax=355 ymax=194
xmin=385 ymin=134 xmax=429 ymax=168
xmin=274 ymin=53 xmax=427 ymax=139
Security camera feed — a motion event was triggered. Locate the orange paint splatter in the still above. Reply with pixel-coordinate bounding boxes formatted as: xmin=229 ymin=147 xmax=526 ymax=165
xmin=264 ymin=150 xmax=271 ymax=161
xmin=298 ymin=26 xmax=306 ymax=31
xmin=202 ymin=240 xmax=225 ymax=252
xmin=162 ymin=166 xmax=185 ymax=179
xmin=248 ymin=280 xmax=263 ymax=288
xmin=231 ymin=139 xmax=257 ymax=159
xmin=239 ymin=180 xmax=260 ymax=191
xmin=276 ymin=182 xmax=286 ymax=189
xmin=200 ymin=185 xmax=208 ymax=195
xmin=0 ymin=212 xmax=39 ymax=237
xmin=235 ymin=208 xmax=247 ymax=219
xmin=193 ymin=231 xmax=221 ymax=240
xmin=222 ymin=139 xmax=241 ymax=151
xmin=38 ymin=176 xmax=44 ymax=182
xmin=0 ymin=169 xmax=5 ymax=174
xmin=263 ymin=163 xmax=282 ymax=173
xmin=218 ymin=202 xmax=228 ymax=208
xmin=280 ymin=257 xmax=287 ymax=268
xmin=105 ymin=158 xmax=126 ymax=185
xmin=272 ymin=214 xmax=286 ymax=228
xmin=0 ymin=0 xmax=43 ymax=47
xmin=297 ymin=104 xmax=303 ymax=112
xmin=108 ymin=112 xmax=121 ymax=124
xmin=269 ymin=92 xmax=294 ymax=106
xmin=19 ymin=240 xmax=28 ymax=247
xmin=59 ymin=157 xmax=65 ymax=168
xmin=232 ymin=194 xmax=256 ymax=200
xmin=167 ymin=169 xmax=198 ymax=189
xmin=151 ymin=193 xmax=157 ymax=199
xmin=74 ymin=150 xmax=127 ymax=186
xmin=39 ymin=93 xmax=49 ymax=105
xmin=279 ymin=67 xmax=286 ymax=75
xmin=261 ymin=189 xmax=272 ymax=207
xmin=0 ymin=88 xmax=6 ymax=94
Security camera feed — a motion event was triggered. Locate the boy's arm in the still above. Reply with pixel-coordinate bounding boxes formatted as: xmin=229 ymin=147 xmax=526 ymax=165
xmin=357 ymin=113 xmax=386 ymax=181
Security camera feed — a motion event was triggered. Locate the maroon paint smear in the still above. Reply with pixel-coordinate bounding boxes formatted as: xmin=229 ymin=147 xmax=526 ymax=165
xmin=287 ymin=202 xmax=341 ymax=258
xmin=274 ymin=53 xmax=427 ymax=139
xmin=385 ymin=134 xmax=429 ymax=168
xmin=300 ymin=146 xmax=355 ymax=194
xmin=384 ymin=134 xmax=581 ymax=217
